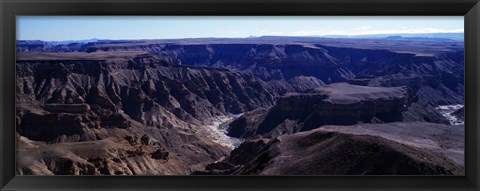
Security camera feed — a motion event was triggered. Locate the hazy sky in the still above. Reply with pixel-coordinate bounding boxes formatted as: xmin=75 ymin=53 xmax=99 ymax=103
xmin=17 ymin=16 xmax=464 ymax=41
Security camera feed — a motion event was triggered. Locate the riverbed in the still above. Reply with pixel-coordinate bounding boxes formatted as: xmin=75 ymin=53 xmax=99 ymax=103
xmin=435 ymin=104 xmax=464 ymax=125
xmin=203 ymin=114 xmax=244 ymax=149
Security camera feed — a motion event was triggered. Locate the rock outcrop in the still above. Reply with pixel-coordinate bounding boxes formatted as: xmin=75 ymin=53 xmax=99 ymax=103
xmin=228 ymin=83 xmax=415 ymax=138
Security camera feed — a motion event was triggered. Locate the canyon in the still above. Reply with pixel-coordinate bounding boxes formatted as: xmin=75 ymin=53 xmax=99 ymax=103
xmin=16 ymin=36 xmax=464 ymax=175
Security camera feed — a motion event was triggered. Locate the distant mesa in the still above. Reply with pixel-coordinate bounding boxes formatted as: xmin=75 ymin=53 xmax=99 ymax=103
xmin=228 ymin=83 xmax=415 ymax=139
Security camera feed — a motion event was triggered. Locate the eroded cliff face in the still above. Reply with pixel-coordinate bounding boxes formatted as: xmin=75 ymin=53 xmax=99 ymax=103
xmin=17 ymin=54 xmax=271 ymax=133
xmin=168 ymin=44 xmax=463 ymax=106
xmin=122 ymin=42 xmax=458 ymax=109
xmin=228 ymin=83 xmax=417 ymax=139
xmin=18 ymin=39 xmax=465 ymax=107
xmin=15 ymin=52 xmax=325 ymax=175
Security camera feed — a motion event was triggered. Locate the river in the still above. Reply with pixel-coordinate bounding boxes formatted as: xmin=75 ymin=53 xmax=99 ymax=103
xmin=434 ymin=104 xmax=464 ymax=125
xmin=204 ymin=114 xmax=244 ymax=149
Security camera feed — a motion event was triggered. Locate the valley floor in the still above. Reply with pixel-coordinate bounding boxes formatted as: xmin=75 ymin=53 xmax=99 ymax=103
xmin=203 ymin=114 xmax=244 ymax=149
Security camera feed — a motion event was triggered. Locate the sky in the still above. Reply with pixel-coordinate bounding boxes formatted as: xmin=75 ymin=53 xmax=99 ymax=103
xmin=16 ymin=16 xmax=464 ymax=41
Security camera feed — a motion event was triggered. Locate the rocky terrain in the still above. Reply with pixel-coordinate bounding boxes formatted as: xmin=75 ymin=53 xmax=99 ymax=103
xmin=195 ymin=122 xmax=464 ymax=175
xmin=16 ymin=36 xmax=464 ymax=175
xmin=18 ymin=37 xmax=464 ymax=105
xmin=15 ymin=51 xmax=324 ymax=175
xmin=227 ymin=83 xmax=417 ymax=139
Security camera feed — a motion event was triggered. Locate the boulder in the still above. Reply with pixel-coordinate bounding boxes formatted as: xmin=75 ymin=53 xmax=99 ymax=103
xmin=140 ymin=134 xmax=152 ymax=145
xmin=151 ymin=148 xmax=169 ymax=160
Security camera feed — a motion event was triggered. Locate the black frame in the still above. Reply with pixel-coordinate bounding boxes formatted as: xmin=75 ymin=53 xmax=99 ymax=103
xmin=1 ymin=0 xmax=479 ymax=190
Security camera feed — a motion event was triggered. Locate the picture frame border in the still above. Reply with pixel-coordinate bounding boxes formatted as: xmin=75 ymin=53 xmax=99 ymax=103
xmin=1 ymin=0 xmax=479 ymax=190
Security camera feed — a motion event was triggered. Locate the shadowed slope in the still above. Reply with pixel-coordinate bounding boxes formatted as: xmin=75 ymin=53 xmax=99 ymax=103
xmin=196 ymin=122 xmax=464 ymax=175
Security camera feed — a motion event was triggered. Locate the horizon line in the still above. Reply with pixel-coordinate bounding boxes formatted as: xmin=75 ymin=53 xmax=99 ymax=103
xmin=17 ymin=32 xmax=465 ymax=42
